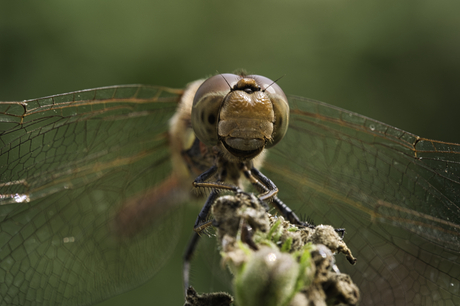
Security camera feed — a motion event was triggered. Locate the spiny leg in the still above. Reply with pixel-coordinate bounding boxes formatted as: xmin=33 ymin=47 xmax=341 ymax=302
xmin=242 ymin=165 xmax=345 ymax=238
xmin=183 ymin=189 xmax=222 ymax=294
xmin=192 ymin=165 xmax=242 ymax=231
xmin=193 ymin=178 xmax=241 ymax=194
xmin=183 ymin=232 xmax=200 ymax=294
xmin=194 ymin=162 xmax=306 ymax=228
xmin=193 ymin=190 xmax=220 ymax=230
xmin=241 ymin=165 xmax=309 ymax=227
xmin=194 ymin=164 xmax=344 ymax=235
xmin=184 ymin=165 xmax=243 ymax=294
xmin=193 ymin=164 xmax=218 ymax=185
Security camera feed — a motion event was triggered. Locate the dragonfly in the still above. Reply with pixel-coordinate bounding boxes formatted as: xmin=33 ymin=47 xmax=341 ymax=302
xmin=0 ymin=74 xmax=459 ymax=306
xmin=179 ymin=74 xmax=327 ymax=292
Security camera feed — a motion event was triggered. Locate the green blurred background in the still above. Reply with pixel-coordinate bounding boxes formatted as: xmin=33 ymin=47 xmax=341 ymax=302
xmin=1 ymin=0 xmax=460 ymax=305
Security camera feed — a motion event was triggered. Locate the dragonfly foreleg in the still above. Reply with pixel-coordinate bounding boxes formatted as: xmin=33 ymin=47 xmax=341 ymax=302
xmin=193 ymin=189 xmax=220 ymax=232
xmin=242 ymin=166 xmax=307 ymax=227
xmin=193 ymin=164 xmax=242 ymax=194
xmin=250 ymin=167 xmax=346 ymax=236
xmin=192 ymin=164 xmax=244 ymax=232
xmin=192 ymin=164 xmax=218 ymax=188
xmin=241 ymin=165 xmax=278 ymax=201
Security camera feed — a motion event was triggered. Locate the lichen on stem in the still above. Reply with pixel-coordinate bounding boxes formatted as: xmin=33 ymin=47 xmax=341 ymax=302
xmin=185 ymin=192 xmax=360 ymax=306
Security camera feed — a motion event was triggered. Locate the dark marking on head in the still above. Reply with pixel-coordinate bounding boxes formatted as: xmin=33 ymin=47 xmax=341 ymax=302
xmin=208 ymin=114 xmax=216 ymax=125
xmin=232 ymin=78 xmax=261 ymax=94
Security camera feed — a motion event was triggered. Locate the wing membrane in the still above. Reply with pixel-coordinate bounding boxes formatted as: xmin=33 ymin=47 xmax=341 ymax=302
xmin=263 ymin=95 xmax=460 ymax=305
xmin=1 ymin=86 xmax=460 ymax=306
xmin=0 ymin=85 xmax=184 ymax=306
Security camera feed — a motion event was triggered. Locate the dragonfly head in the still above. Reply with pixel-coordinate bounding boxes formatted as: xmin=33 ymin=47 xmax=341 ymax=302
xmin=191 ymin=73 xmax=289 ymax=160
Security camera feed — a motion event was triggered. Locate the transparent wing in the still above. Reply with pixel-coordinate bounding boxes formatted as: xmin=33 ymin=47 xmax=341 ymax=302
xmin=263 ymin=95 xmax=460 ymax=305
xmin=2 ymin=86 xmax=460 ymax=306
xmin=0 ymin=85 xmax=185 ymax=306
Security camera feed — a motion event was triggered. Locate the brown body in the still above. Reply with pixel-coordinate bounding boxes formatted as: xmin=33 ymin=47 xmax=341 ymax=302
xmin=115 ymin=78 xmax=271 ymax=237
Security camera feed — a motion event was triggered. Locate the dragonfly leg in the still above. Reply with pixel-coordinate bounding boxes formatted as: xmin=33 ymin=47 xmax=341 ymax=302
xmin=183 ymin=232 xmax=200 ymax=294
xmin=193 ymin=189 xmax=219 ymax=231
xmin=193 ymin=164 xmax=218 ymax=185
xmin=192 ymin=165 xmax=243 ymax=231
xmin=241 ymin=164 xmax=278 ymax=200
xmin=249 ymin=167 xmax=345 ymax=236
xmin=242 ymin=166 xmax=309 ymax=227
xmin=183 ymin=176 xmax=223 ymax=296
xmin=193 ymin=165 xmax=242 ymax=193
xmin=184 ymin=189 xmax=238 ymax=295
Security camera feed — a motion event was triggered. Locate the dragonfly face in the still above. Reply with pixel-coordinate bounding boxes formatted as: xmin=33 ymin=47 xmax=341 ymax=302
xmin=191 ymin=74 xmax=289 ymax=161
xmin=0 ymin=75 xmax=459 ymax=305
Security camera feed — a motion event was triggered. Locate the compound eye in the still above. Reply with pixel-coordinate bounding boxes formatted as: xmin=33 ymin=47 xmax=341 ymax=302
xmin=191 ymin=74 xmax=241 ymax=146
xmin=247 ymin=75 xmax=289 ymax=148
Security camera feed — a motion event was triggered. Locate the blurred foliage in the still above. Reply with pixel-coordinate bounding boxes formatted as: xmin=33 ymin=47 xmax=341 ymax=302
xmin=1 ymin=0 xmax=460 ymax=142
xmin=1 ymin=0 xmax=459 ymax=305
